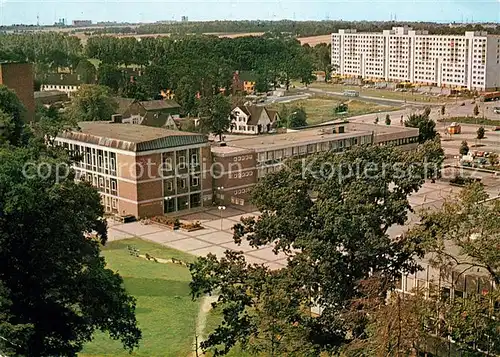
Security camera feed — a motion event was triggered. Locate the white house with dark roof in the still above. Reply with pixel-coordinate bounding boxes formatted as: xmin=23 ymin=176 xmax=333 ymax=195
xmin=230 ymin=105 xmax=280 ymax=135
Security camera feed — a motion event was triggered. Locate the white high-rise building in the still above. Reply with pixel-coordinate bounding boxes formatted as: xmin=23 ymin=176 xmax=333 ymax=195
xmin=331 ymin=26 xmax=500 ymax=91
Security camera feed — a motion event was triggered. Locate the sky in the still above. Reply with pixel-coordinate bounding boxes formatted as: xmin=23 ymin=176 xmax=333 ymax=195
xmin=0 ymin=0 xmax=499 ymax=26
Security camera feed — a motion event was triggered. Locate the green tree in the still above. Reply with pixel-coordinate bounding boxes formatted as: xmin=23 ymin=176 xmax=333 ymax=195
xmin=65 ymin=85 xmax=118 ymax=122
xmin=489 ymin=152 xmax=498 ymax=166
xmin=404 ymin=113 xmax=437 ymax=143
xmin=477 ymin=126 xmax=485 ymax=140
xmin=191 ymin=143 xmax=444 ymax=355
xmin=75 ymin=59 xmax=97 ymax=84
xmin=0 ymin=147 xmax=141 ymax=356
xmin=473 ymin=103 xmax=480 ymax=116
xmin=459 ymin=140 xmax=469 ymax=156
xmin=287 ymin=107 xmax=307 ymax=128
xmin=423 ymin=106 xmax=431 ymax=117
xmin=0 ymin=85 xmax=26 ymax=146
xmin=97 ymin=64 xmax=125 ymax=93
xmin=198 ymin=94 xmax=233 ymax=140
xmin=311 ymin=43 xmax=332 ymax=82
xmin=175 ymin=77 xmax=199 ymax=116
xmin=385 ymin=114 xmax=391 ymax=125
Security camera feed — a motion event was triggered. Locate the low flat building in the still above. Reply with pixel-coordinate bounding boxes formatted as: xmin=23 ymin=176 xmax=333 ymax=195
xmin=212 ymin=122 xmax=419 ymax=206
xmin=40 ymin=73 xmax=82 ymax=95
xmin=34 ymin=90 xmax=69 ymax=106
xmin=55 ymin=120 xmax=212 ymax=218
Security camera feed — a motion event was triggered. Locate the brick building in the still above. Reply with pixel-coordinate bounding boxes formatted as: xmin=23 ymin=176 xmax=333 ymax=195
xmin=56 ymin=121 xmax=212 ymax=218
xmin=0 ymin=62 xmax=35 ymax=121
xmin=211 ymin=122 xmax=419 ymax=206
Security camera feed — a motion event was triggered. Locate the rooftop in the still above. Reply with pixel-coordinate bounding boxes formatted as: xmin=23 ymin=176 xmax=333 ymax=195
xmin=58 ymin=121 xmax=207 ymax=152
xmin=221 ymin=124 xmax=372 ymax=151
xmin=34 ymin=90 xmax=68 ymax=99
xmin=139 ymin=99 xmax=180 ymax=111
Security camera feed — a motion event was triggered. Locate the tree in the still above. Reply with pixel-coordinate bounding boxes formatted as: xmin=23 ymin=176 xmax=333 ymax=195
xmin=311 ymin=43 xmax=332 ymax=82
xmin=0 ymin=85 xmax=26 ymax=146
xmin=405 ymin=184 xmax=500 ymax=354
xmin=74 ymin=59 xmax=97 ymax=84
xmin=440 ymin=105 xmax=446 ymax=116
xmin=489 ymin=152 xmax=498 ymax=166
xmin=65 ymin=85 xmax=118 ymax=122
xmin=175 ymin=77 xmax=199 ymax=116
xmin=473 ymin=103 xmax=480 ymax=116
xmin=198 ymin=94 xmax=233 ymax=140
xmin=385 ymin=114 xmax=391 ymax=125
xmin=97 ymin=64 xmax=125 ymax=93
xmin=409 ymin=183 xmax=500 ymax=284
xmin=287 ymin=107 xmax=307 ymax=128
xmin=423 ymin=106 xmax=431 ymax=117
xmin=459 ymin=140 xmax=469 ymax=156
xmin=477 ymin=126 xmax=485 ymax=140
xmin=404 ymin=114 xmax=437 ymax=143
xmin=191 ymin=143 xmax=444 ymax=355
xmin=0 ymin=147 xmax=141 ymax=356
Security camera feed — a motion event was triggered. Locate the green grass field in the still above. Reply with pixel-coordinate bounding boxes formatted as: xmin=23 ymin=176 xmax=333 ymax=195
xmin=203 ymin=307 xmax=252 ymax=357
xmin=79 ymin=238 xmax=199 ymax=357
xmin=270 ymin=96 xmax=399 ymax=125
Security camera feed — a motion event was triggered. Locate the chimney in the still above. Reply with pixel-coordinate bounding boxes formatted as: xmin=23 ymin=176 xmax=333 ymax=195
xmin=77 ymin=74 xmax=81 ymax=81
xmin=111 ymin=114 xmax=123 ymax=123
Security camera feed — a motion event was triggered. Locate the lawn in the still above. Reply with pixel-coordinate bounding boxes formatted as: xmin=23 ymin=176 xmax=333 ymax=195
xmin=79 ymin=238 xmax=199 ymax=357
xmin=270 ymin=96 xmax=399 ymax=125
xmin=305 ymin=82 xmax=454 ymax=103
xmin=202 ymin=307 xmax=252 ymax=357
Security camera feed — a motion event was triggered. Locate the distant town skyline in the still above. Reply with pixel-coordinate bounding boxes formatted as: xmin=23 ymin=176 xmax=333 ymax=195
xmin=0 ymin=0 xmax=498 ymax=26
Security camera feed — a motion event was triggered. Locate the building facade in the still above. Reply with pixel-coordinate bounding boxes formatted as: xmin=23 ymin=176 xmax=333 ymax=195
xmin=0 ymin=62 xmax=35 ymax=121
xmin=331 ymin=27 xmax=500 ymax=91
xmin=40 ymin=73 xmax=83 ymax=95
xmin=213 ymin=122 xmax=419 ymax=206
xmin=230 ymin=105 xmax=280 ymax=135
xmin=56 ymin=122 xmax=212 ymax=218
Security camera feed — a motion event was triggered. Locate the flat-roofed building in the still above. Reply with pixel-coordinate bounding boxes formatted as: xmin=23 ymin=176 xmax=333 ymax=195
xmin=55 ymin=121 xmax=212 ymax=218
xmin=212 ymin=122 xmax=420 ymax=206
xmin=332 ymin=26 xmax=500 ymax=91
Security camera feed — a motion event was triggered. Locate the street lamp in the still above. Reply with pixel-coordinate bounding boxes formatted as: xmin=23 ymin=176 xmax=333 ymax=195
xmin=218 ymin=205 xmax=226 ymax=231
xmin=216 ymin=186 xmax=224 ymax=204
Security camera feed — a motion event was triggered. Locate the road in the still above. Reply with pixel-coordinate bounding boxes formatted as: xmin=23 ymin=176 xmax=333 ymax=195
xmin=306 ymin=87 xmax=442 ymax=107
xmin=258 ymin=93 xmax=311 ymax=106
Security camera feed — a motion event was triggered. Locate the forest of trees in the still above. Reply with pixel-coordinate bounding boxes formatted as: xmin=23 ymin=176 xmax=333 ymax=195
xmin=75 ymin=20 xmax=500 ymax=37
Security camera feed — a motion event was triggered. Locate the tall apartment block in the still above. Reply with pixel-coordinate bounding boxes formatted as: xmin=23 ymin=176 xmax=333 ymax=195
xmin=331 ymin=26 xmax=500 ymax=91
xmin=0 ymin=62 xmax=35 ymax=121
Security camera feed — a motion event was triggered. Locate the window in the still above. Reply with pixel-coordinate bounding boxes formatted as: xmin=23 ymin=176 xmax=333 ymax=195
xmin=165 ymin=181 xmax=173 ymax=191
xmin=191 ymin=154 xmax=199 ymax=165
xmin=178 ymin=156 xmax=186 ymax=169
xmin=191 ymin=176 xmax=199 ymax=187
xmin=180 ymin=178 xmax=186 ymax=189
xmin=111 ymin=180 xmax=117 ymax=192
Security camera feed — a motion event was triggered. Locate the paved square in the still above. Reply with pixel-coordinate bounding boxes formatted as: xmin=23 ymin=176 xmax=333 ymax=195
xmin=190 ymin=246 xmax=232 ymax=258
xmin=141 ymin=230 xmax=188 ymax=243
xmin=196 ymin=231 xmax=234 ymax=245
xmin=108 ymin=228 xmax=133 ymax=241
xmin=113 ymin=222 xmax=164 ymax=236
xmin=220 ymin=239 xmax=258 ymax=253
xmin=246 ymin=247 xmax=288 ymax=262
xmin=164 ymin=238 xmax=213 ymax=252
xmin=203 ymin=218 xmax=238 ymax=231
